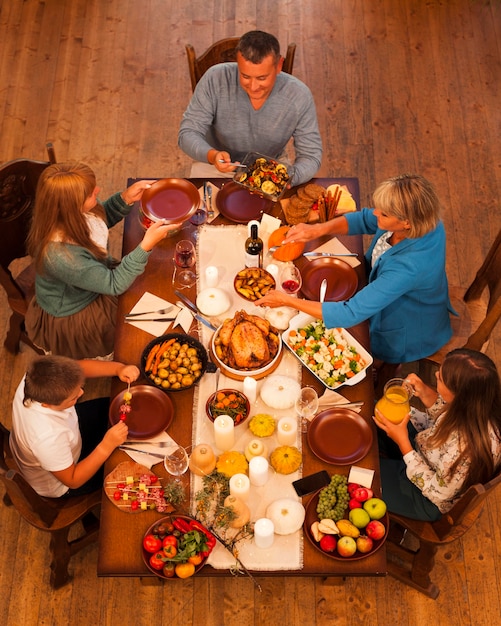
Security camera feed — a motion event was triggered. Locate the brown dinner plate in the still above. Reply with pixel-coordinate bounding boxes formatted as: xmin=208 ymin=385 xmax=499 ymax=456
xmin=307 ymin=407 xmax=373 ymax=464
xmin=303 ymin=489 xmax=389 ymax=561
xmin=300 ymin=257 xmax=358 ymax=301
xmin=139 ymin=178 xmax=199 ymax=226
xmin=109 ymin=385 xmax=174 ymax=439
xmin=216 ymin=181 xmax=273 ymax=223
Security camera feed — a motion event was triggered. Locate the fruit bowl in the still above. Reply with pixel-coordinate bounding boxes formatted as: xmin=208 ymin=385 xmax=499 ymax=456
xmin=303 ymin=489 xmax=389 ymax=561
xmin=205 ymin=389 xmax=250 ymax=425
xmin=142 ymin=515 xmax=212 ymax=579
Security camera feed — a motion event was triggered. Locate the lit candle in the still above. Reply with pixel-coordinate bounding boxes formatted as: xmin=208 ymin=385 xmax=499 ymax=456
xmin=254 ymin=518 xmax=275 ymax=549
xmin=229 ymin=473 xmax=250 ymax=501
xmin=277 ymin=417 xmax=298 ymax=446
xmin=243 ymin=376 xmax=257 ymax=404
xmin=205 ymin=265 xmax=219 ymax=288
xmin=213 ymin=415 xmax=234 ymax=451
xmin=249 ymin=456 xmax=269 ymax=486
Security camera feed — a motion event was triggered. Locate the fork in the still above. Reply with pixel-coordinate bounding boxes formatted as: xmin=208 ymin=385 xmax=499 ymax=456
xmin=124 ymin=306 xmax=173 ymax=318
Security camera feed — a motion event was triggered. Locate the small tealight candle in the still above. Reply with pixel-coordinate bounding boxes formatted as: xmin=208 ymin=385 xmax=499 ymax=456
xmin=254 ymin=518 xmax=275 ymax=549
xmin=229 ymin=473 xmax=250 ymax=501
xmin=249 ymin=456 xmax=269 ymax=487
xmin=205 ymin=265 xmax=219 ymax=288
xmin=243 ymin=376 xmax=257 ymax=404
xmin=213 ymin=415 xmax=235 ymax=451
xmin=277 ymin=417 xmax=298 ymax=446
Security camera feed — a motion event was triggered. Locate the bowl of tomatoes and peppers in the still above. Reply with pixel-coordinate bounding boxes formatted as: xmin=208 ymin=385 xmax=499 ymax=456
xmin=142 ymin=515 xmax=216 ymax=579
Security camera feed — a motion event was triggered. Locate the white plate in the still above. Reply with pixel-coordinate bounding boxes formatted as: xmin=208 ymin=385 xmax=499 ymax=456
xmin=282 ymin=312 xmax=373 ymax=390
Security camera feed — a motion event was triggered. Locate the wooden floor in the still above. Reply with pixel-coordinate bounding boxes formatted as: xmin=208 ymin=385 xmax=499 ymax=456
xmin=1 ymin=1 xmax=500 ymax=624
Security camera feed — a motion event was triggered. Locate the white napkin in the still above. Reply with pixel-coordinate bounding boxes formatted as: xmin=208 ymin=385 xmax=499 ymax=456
xmin=198 ymin=182 xmax=220 ymax=224
xmin=315 ymin=389 xmax=362 ymax=413
xmin=126 ymin=292 xmax=180 ymax=336
xmin=307 ymin=237 xmax=361 ymax=268
xmin=121 ymin=431 xmax=178 ymax=469
xmin=260 ymin=212 xmax=282 ymax=246
xmin=172 ymin=305 xmax=195 ymax=333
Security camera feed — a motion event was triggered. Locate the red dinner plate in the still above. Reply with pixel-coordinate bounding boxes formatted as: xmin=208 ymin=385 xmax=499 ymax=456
xmin=307 ymin=407 xmax=373 ymax=464
xmin=304 ymin=490 xmax=389 ymax=561
xmin=216 ymin=181 xmax=273 ymax=223
xmin=300 ymin=257 xmax=358 ymax=301
xmin=139 ymin=178 xmax=199 ymax=226
xmin=109 ymin=385 xmax=174 ymax=439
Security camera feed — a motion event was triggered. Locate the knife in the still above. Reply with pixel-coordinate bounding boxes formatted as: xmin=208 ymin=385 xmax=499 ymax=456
xmin=207 ymin=184 xmax=213 ymax=218
xmin=174 ymin=290 xmax=218 ymax=331
xmin=119 ymin=446 xmax=165 ymax=459
xmin=124 ymin=317 xmax=176 ymax=322
xmin=304 ymin=252 xmax=358 ymax=257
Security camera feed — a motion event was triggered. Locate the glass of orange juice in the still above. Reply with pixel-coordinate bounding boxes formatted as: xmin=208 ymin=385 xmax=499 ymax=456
xmin=375 ymin=378 xmax=413 ymax=424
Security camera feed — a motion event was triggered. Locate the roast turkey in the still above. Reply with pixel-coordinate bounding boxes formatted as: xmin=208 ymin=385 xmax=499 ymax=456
xmin=215 ymin=310 xmax=280 ymax=370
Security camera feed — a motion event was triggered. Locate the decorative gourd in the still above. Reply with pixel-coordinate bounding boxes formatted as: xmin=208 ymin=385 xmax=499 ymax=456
xmin=216 ymin=451 xmax=249 ymax=477
xmin=248 ymin=414 xmax=276 ymax=437
xmin=260 ymin=375 xmax=301 ymax=410
xmin=224 ymin=495 xmax=251 ymax=528
xmin=264 ymin=306 xmax=297 ymax=331
xmin=268 ymin=226 xmax=305 ymax=261
xmin=270 ymin=445 xmax=302 ymax=474
xmin=244 ymin=439 xmax=269 ymax=462
xmin=266 ymin=498 xmax=306 ymax=535
xmin=196 ymin=287 xmax=231 ymax=317
xmin=189 ymin=443 xmax=217 ymax=476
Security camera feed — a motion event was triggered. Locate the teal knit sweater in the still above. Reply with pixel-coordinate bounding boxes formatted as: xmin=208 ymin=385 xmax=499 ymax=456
xmin=34 ymin=193 xmax=150 ymax=317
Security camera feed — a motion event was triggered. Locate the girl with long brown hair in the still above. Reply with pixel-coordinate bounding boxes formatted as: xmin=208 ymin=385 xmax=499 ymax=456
xmin=375 ymin=348 xmax=501 ymax=521
xmin=25 ymin=162 xmax=177 ymax=358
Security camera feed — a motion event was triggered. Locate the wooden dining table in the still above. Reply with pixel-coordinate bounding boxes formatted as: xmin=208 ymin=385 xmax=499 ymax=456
xmin=97 ymin=177 xmax=387 ymax=580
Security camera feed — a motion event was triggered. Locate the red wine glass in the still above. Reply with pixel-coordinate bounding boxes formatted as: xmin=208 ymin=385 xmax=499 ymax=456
xmin=280 ymin=264 xmax=302 ymax=295
xmin=174 ymin=240 xmax=196 ymax=286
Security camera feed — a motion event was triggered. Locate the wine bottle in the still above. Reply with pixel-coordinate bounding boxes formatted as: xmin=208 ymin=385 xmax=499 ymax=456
xmin=244 ymin=223 xmax=263 ymax=268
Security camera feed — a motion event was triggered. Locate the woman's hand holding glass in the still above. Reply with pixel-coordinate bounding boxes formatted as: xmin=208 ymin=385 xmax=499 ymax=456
xmin=141 ymin=220 xmax=181 ymax=252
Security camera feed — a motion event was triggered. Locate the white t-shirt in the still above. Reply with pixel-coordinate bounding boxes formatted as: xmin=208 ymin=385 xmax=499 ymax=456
xmin=9 ymin=376 xmax=82 ymax=497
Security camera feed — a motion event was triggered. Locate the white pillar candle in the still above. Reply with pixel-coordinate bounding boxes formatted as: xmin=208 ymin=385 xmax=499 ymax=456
xmin=265 ymin=263 xmax=279 ymax=279
xmin=277 ymin=417 xmax=298 ymax=446
xmin=254 ymin=518 xmax=275 ymax=549
xmin=229 ymin=473 xmax=250 ymax=502
xmin=205 ymin=265 xmax=219 ymax=288
xmin=249 ymin=456 xmax=269 ymax=487
xmin=243 ymin=376 xmax=257 ymax=404
xmin=213 ymin=415 xmax=234 ymax=451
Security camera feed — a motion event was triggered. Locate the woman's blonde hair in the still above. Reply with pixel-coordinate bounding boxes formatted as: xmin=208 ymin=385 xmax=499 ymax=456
xmin=372 ymin=173 xmax=442 ymax=238
xmin=27 ymin=162 xmax=107 ymax=269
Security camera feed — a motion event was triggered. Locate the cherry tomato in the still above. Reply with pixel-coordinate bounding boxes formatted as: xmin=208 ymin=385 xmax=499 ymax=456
xmin=175 ymin=562 xmax=196 ymax=578
xmin=162 ymin=535 xmax=178 ymax=548
xmin=130 ymin=500 xmax=139 ymax=511
xmin=188 ymin=553 xmax=203 ymax=566
xmin=143 ymin=534 xmax=162 ymax=554
xmin=113 ymin=490 xmax=121 ymax=501
xmin=163 ymin=520 xmax=174 ymax=534
xmin=149 ymin=551 xmax=165 ymax=570
xmin=163 ymin=544 xmax=177 ymax=558
xmin=162 ymin=562 xmax=176 ymax=578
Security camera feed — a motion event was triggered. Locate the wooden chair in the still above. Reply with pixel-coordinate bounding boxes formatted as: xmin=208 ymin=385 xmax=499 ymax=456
xmin=186 ymin=37 xmax=296 ymax=92
xmin=0 ymin=152 xmax=55 ymax=354
xmin=0 ymin=421 xmax=102 ymax=589
xmin=386 ymin=471 xmax=501 ymax=598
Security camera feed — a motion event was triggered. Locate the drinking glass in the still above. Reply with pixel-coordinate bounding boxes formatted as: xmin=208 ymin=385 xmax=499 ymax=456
xmin=189 ymin=201 xmax=208 ymax=241
xmin=164 ymin=445 xmax=189 ymax=478
xmin=295 ymin=386 xmax=319 ymax=433
xmin=280 ymin=263 xmax=302 ymax=295
xmin=174 ymin=240 xmax=196 ymax=286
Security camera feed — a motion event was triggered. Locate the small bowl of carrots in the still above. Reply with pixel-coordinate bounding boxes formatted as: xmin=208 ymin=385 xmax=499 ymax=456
xmin=205 ymin=389 xmax=251 ymax=425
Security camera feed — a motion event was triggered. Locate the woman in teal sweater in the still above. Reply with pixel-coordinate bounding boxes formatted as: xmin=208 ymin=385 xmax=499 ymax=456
xmin=25 ymin=162 xmax=177 ymax=359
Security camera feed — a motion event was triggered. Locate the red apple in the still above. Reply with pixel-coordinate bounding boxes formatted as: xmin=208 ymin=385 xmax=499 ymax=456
xmin=356 ymin=535 xmax=374 ymax=554
xmin=319 ymin=534 xmax=337 ymax=553
xmin=347 ymin=482 xmax=361 ymax=497
xmin=349 ymin=498 xmax=362 ymax=510
xmin=366 ymin=520 xmax=386 ymax=540
xmin=336 ymin=536 xmax=357 ymax=557
xmin=353 ymin=487 xmax=371 ymax=503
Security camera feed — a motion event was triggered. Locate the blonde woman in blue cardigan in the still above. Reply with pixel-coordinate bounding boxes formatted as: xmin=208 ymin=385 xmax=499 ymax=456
xmin=25 ymin=162 xmax=178 ymax=359
xmin=255 ymin=174 xmax=454 ymax=366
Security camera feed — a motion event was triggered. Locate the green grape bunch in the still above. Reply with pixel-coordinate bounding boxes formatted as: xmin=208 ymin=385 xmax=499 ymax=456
xmin=316 ymin=474 xmax=349 ymax=521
